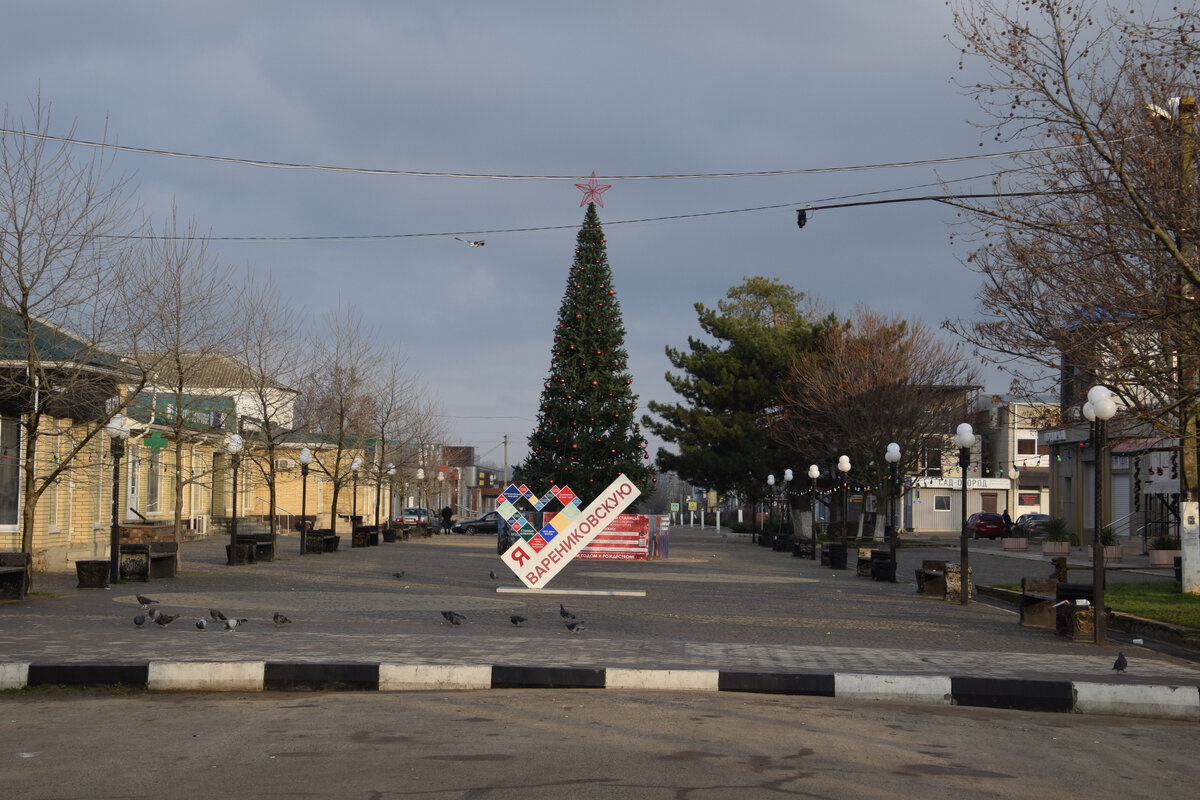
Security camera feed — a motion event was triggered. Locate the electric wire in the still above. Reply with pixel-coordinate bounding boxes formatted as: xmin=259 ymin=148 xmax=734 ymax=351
xmin=0 ymin=126 xmax=1077 ymax=180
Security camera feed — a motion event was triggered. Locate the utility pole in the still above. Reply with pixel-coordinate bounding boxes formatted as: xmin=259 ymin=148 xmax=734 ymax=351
xmin=503 ymin=435 xmax=508 ymax=485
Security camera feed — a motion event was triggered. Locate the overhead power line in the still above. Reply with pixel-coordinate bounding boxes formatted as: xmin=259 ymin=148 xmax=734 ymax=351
xmin=0 ymin=126 xmax=1079 ymax=181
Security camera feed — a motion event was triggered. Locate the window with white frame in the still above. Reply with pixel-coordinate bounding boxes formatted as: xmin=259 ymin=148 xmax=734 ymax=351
xmin=934 ymin=494 xmax=952 ymax=511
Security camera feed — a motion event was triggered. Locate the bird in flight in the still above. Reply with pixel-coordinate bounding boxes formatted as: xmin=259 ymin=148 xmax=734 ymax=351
xmin=454 ymin=237 xmax=485 ymax=248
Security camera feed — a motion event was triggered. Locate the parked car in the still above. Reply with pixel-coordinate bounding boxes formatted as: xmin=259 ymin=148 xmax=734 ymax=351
xmin=393 ymin=507 xmax=430 ymax=525
xmin=452 ymin=510 xmax=503 ymax=535
xmin=1013 ymin=512 xmax=1050 ymax=537
xmin=964 ymin=511 xmax=1006 ymax=539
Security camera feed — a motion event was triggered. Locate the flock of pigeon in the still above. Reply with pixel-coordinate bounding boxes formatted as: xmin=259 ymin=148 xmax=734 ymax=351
xmin=440 ymin=602 xmax=585 ymax=634
xmin=131 ymin=594 xmax=290 ymax=632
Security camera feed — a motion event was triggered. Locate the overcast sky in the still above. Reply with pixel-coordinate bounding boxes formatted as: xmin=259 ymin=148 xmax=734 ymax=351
xmin=1 ymin=1 xmax=1012 ymax=470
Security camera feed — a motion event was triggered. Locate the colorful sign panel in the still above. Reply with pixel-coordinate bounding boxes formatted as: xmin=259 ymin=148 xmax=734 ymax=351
xmin=500 ymin=473 xmax=641 ymax=588
xmin=577 ymin=513 xmax=649 ymax=560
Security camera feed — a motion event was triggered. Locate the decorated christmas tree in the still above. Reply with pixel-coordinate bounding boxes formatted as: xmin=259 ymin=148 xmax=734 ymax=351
xmin=517 ymin=200 xmax=655 ymax=504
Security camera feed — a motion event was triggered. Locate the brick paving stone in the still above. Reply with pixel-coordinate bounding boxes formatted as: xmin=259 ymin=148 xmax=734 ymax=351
xmin=0 ymin=527 xmax=1196 ymax=685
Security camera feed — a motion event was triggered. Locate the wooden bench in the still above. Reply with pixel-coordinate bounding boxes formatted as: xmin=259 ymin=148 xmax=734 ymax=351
xmin=916 ymin=560 xmax=946 ymax=598
xmin=0 ymin=552 xmax=29 ymax=601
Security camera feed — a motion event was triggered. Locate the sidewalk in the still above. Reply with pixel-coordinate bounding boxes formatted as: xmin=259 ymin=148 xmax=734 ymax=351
xmin=1 ymin=527 xmax=1198 ymax=720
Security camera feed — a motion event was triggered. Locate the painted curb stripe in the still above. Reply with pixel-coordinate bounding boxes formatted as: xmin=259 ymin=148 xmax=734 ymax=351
xmin=951 ymin=676 xmax=1074 ymax=712
xmin=835 ymin=673 xmax=953 ymax=704
xmin=263 ymin=662 xmax=379 ymax=691
xmin=1073 ymin=681 xmax=1200 ymax=722
xmin=718 ymin=671 xmax=835 ymax=696
xmin=148 ymin=661 xmax=266 ymax=692
xmin=3 ymin=662 xmax=1198 ymax=722
xmin=26 ymin=663 xmax=149 ymax=688
xmin=379 ymin=664 xmax=493 ymax=691
xmin=491 ymin=665 xmax=606 ymax=688
xmin=605 ymin=668 xmax=720 ymax=691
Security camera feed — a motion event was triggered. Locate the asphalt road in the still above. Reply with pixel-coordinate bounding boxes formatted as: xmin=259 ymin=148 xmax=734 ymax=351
xmin=3 ymin=690 xmax=1198 ymax=800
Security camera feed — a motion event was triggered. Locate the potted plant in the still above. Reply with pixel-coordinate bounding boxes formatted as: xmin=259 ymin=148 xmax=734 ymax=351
xmin=1149 ymin=532 xmax=1182 ymax=567
xmin=1041 ymin=518 xmax=1071 ymax=556
xmin=1002 ymin=522 xmax=1028 ymax=551
xmin=1089 ymin=526 xmax=1123 ymax=562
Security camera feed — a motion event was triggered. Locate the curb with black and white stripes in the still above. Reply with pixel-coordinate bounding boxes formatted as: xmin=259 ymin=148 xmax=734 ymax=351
xmin=2 ymin=662 xmax=1197 ymax=722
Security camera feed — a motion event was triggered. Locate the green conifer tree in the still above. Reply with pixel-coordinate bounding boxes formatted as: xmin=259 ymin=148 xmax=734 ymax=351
xmin=517 ymin=202 xmax=655 ymax=504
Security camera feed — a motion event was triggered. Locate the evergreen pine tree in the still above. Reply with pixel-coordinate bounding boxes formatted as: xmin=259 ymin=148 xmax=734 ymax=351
xmin=517 ymin=202 xmax=655 ymax=504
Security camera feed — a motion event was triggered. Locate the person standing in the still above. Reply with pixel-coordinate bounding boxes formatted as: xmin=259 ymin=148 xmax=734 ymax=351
xmin=1002 ymin=508 xmax=1013 ymax=537
xmin=441 ymin=506 xmax=453 ymax=535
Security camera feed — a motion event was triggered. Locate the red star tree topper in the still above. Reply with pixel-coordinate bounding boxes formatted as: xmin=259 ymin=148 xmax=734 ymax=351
xmin=574 ymin=171 xmax=612 ymax=207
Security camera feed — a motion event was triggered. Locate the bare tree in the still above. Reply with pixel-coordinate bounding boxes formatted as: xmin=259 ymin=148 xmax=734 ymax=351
xmin=233 ymin=274 xmax=303 ymax=546
xmin=122 ymin=207 xmax=238 ymax=566
xmin=296 ymin=304 xmax=377 ymax=531
xmin=0 ymin=98 xmax=145 ymax=580
xmin=776 ymin=307 xmax=979 ymax=529
xmin=944 ymin=0 xmax=1200 ymax=588
xmin=362 ymin=352 xmax=416 ymax=532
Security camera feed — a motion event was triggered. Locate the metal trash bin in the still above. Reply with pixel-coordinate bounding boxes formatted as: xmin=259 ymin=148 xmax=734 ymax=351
xmin=870 ymin=549 xmax=894 ymax=582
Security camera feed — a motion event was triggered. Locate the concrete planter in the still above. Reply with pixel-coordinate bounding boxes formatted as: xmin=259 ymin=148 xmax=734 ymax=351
xmin=1089 ymin=545 xmax=1124 ymax=563
xmin=1041 ymin=541 xmax=1071 ymax=557
xmin=1002 ymin=537 xmax=1028 ymax=552
xmin=1149 ymin=549 xmax=1181 ymax=568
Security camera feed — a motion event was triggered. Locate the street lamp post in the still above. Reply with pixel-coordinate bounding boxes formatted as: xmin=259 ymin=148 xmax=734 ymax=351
xmin=350 ymin=456 xmax=363 ymax=527
xmin=766 ymin=474 xmax=776 ymax=546
xmin=1085 ymin=385 xmax=1118 ymax=644
xmin=415 ymin=468 xmax=425 ymax=528
xmin=837 ymin=455 xmax=851 ymax=541
xmin=808 ymin=464 xmax=820 ymax=559
xmin=386 ymin=463 xmax=396 ymax=524
xmin=437 ymin=471 xmax=446 ymax=532
xmin=781 ymin=468 xmax=793 ymax=543
xmin=105 ymin=414 xmax=130 ymax=584
xmin=954 ymin=422 xmax=976 ymax=606
xmin=298 ymin=447 xmax=312 ymax=555
xmin=885 ymin=442 xmax=902 ymax=582
xmin=227 ymin=433 xmax=244 ymax=564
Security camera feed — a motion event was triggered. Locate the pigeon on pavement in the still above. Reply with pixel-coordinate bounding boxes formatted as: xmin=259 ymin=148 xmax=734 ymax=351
xmin=489 ymin=571 xmax=497 ymax=580
xmin=441 ymin=611 xmax=466 ymax=626
xmin=510 ymin=615 xmax=526 ymax=627
xmin=565 ymin=620 xmax=585 ymax=634
xmin=1113 ymin=652 xmax=1128 ymax=672
xmin=224 ymin=618 xmax=249 ymax=631
xmin=133 ymin=614 xmax=147 ymax=628
xmin=195 ymin=618 xmax=207 ymax=631
xmin=273 ymin=612 xmax=292 ymax=628
xmin=209 ymin=608 xmax=228 ymax=621
xmin=136 ymin=594 xmax=158 ymax=608
xmin=559 ymin=604 xmax=575 ymax=620
xmin=154 ymin=613 xmax=178 ymax=627
xmin=392 ymin=571 xmax=405 ymax=579
xmin=146 ymin=607 xmax=161 ymax=621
